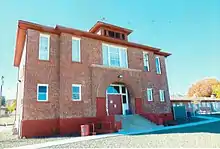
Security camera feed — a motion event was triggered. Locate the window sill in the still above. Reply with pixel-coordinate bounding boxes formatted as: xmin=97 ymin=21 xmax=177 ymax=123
xmin=146 ymin=100 xmax=154 ymax=103
xmin=72 ymin=61 xmax=82 ymax=64
xmin=90 ymin=64 xmax=142 ymax=72
xmin=72 ymin=100 xmax=82 ymax=102
xmin=38 ymin=59 xmax=50 ymax=62
xmin=36 ymin=101 xmax=50 ymax=103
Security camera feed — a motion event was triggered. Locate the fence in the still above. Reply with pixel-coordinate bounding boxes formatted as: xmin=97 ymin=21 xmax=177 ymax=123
xmin=172 ymin=101 xmax=220 ymax=114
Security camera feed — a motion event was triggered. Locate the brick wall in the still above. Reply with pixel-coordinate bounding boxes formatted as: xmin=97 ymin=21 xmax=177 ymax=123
xmin=22 ymin=29 xmax=171 ymax=121
xmin=23 ymin=29 xmax=60 ymax=120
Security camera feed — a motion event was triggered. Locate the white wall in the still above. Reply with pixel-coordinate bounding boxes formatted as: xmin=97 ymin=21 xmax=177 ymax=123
xmin=15 ymin=35 xmax=27 ymax=135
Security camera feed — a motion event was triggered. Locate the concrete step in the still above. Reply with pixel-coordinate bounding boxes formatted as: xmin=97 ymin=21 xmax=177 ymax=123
xmin=115 ymin=114 xmax=163 ymax=133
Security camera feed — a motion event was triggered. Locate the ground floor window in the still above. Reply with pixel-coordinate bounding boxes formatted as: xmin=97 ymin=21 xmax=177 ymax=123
xmin=72 ymin=84 xmax=81 ymax=101
xmin=159 ymin=90 xmax=165 ymax=102
xmin=37 ymin=84 xmax=48 ymax=101
xmin=147 ymin=88 xmax=153 ymax=101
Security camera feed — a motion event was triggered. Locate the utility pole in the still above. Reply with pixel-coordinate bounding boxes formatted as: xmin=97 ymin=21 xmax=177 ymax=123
xmin=0 ymin=76 xmax=4 ymax=116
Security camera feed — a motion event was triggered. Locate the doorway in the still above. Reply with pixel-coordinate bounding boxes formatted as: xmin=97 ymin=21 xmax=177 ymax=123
xmin=106 ymin=84 xmax=129 ymax=115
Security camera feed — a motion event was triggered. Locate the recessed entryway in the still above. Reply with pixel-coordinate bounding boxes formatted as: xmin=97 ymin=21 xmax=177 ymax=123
xmin=106 ymin=84 xmax=130 ymax=115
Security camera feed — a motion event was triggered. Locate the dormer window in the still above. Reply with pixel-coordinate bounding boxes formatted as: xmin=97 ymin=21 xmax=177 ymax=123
xmin=89 ymin=21 xmax=132 ymax=41
xmin=105 ymin=30 xmax=126 ymax=40
xmin=121 ymin=34 xmax=125 ymax=40
xmin=115 ymin=33 xmax=120 ymax=39
xmin=109 ymin=31 xmax=115 ymax=38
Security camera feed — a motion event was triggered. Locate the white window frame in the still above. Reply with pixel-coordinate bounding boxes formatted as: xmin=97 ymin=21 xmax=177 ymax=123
xmin=155 ymin=56 xmax=161 ymax=74
xmin=159 ymin=90 xmax=165 ymax=102
xmin=143 ymin=51 xmax=150 ymax=71
xmin=102 ymin=43 xmax=128 ymax=68
xmin=37 ymin=84 xmax=48 ymax=102
xmin=72 ymin=84 xmax=81 ymax=101
xmin=39 ymin=34 xmax=50 ymax=60
xmin=147 ymin=88 xmax=153 ymax=101
xmin=72 ymin=37 xmax=81 ymax=62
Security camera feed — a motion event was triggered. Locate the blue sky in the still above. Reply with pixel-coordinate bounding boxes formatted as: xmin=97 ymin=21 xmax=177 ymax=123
xmin=0 ymin=0 xmax=220 ymax=99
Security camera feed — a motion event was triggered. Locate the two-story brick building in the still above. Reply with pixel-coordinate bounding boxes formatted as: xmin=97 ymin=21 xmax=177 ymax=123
xmin=14 ymin=20 xmax=172 ymax=138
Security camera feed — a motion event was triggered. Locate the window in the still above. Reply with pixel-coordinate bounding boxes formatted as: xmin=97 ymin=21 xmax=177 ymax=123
xmin=39 ymin=34 xmax=50 ymax=60
xmin=121 ymin=34 xmax=125 ymax=40
xmin=104 ymin=30 xmax=107 ymax=36
xmin=147 ymin=88 xmax=153 ymax=101
xmin=155 ymin=56 xmax=161 ymax=74
xmin=122 ymin=95 xmax=127 ymax=103
xmin=108 ymin=31 xmax=115 ymax=38
xmin=72 ymin=37 xmax=80 ymax=62
xmin=115 ymin=33 xmax=120 ymax=39
xmin=102 ymin=44 xmax=128 ymax=68
xmin=159 ymin=90 xmax=165 ymax=102
xmin=107 ymin=86 xmax=120 ymax=94
xmin=37 ymin=84 xmax=48 ymax=101
xmin=143 ymin=52 xmax=150 ymax=71
xmin=72 ymin=84 xmax=81 ymax=101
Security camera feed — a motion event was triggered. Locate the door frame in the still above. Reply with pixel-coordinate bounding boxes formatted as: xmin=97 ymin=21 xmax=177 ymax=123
xmin=106 ymin=84 xmax=129 ymax=115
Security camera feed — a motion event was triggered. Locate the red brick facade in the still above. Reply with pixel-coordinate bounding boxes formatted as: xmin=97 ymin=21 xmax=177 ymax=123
xmin=15 ymin=21 xmax=172 ymax=137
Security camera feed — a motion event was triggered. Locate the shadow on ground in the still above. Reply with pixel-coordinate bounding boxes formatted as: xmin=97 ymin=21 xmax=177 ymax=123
xmin=132 ymin=115 xmax=220 ymax=135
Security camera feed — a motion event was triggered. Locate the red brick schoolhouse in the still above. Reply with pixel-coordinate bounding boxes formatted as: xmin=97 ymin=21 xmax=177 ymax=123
xmin=14 ymin=20 xmax=173 ymax=138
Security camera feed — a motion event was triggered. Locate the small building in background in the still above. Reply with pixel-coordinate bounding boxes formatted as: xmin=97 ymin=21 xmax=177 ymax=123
xmin=170 ymin=95 xmax=220 ymax=114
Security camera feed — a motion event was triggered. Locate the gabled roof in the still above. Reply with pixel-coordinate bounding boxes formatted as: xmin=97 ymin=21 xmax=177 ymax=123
xmin=14 ymin=20 xmax=171 ymax=67
xmin=89 ymin=21 xmax=133 ymax=35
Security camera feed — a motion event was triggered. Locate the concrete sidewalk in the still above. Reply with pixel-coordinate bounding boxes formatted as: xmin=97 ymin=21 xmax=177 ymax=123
xmin=6 ymin=115 xmax=220 ymax=149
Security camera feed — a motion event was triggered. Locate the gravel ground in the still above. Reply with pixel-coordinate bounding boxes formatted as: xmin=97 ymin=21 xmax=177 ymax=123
xmin=0 ymin=127 xmax=74 ymax=149
xmin=45 ymin=120 xmax=220 ymax=148
xmin=43 ymin=133 xmax=220 ymax=148
xmin=1 ymin=117 xmax=220 ymax=148
xmin=0 ymin=116 xmax=15 ymax=125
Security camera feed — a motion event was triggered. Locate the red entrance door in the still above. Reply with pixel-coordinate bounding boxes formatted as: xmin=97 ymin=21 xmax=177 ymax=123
xmin=107 ymin=95 xmax=122 ymax=115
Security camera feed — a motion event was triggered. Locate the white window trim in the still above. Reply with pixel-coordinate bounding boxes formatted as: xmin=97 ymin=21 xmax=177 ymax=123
xmin=159 ymin=90 xmax=165 ymax=102
xmin=72 ymin=84 xmax=82 ymax=101
xmin=155 ymin=56 xmax=161 ymax=74
xmin=147 ymin=88 xmax=153 ymax=101
xmin=37 ymin=84 xmax=48 ymax=102
xmin=72 ymin=37 xmax=81 ymax=62
xmin=143 ymin=51 xmax=150 ymax=71
xmin=39 ymin=34 xmax=50 ymax=60
xmin=102 ymin=43 xmax=128 ymax=68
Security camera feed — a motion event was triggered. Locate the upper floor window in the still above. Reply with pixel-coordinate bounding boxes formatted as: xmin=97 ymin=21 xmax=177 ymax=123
xmin=155 ymin=56 xmax=161 ymax=74
xmin=159 ymin=90 xmax=165 ymax=102
xmin=102 ymin=44 xmax=128 ymax=68
xmin=72 ymin=37 xmax=81 ymax=62
xmin=147 ymin=88 xmax=153 ymax=101
xmin=143 ymin=52 xmax=150 ymax=71
xmin=37 ymin=84 xmax=48 ymax=101
xmin=72 ymin=84 xmax=81 ymax=101
xmin=39 ymin=34 xmax=50 ymax=60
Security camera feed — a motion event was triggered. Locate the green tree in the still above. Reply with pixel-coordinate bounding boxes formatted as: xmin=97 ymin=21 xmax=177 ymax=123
xmin=212 ymin=84 xmax=220 ymax=98
xmin=188 ymin=78 xmax=219 ymax=97
xmin=6 ymin=100 xmax=16 ymax=113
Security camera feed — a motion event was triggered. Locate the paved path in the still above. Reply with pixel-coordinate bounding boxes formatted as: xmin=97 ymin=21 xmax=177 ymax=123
xmin=6 ymin=115 xmax=220 ymax=149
